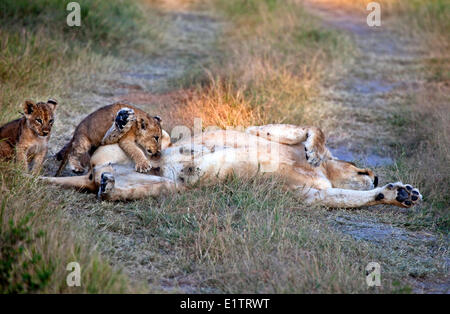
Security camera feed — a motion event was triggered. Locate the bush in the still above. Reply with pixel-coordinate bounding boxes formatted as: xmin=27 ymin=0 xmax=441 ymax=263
xmin=0 ymin=208 xmax=53 ymax=293
xmin=0 ymin=0 xmax=147 ymax=49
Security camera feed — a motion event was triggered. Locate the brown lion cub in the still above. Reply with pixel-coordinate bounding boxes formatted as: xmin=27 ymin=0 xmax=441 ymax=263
xmin=56 ymin=102 xmax=162 ymax=176
xmin=0 ymin=99 xmax=57 ymax=173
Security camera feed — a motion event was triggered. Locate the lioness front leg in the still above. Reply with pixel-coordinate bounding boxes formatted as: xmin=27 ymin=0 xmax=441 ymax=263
xmin=301 ymin=182 xmax=422 ymax=208
xmin=97 ymin=172 xmax=181 ymax=201
xmin=246 ymin=124 xmax=333 ymax=167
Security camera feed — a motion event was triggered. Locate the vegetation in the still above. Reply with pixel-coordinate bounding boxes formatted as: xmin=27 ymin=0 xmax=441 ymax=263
xmin=0 ymin=0 xmax=448 ymax=293
xmin=0 ymin=0 xmax=158 ymax=293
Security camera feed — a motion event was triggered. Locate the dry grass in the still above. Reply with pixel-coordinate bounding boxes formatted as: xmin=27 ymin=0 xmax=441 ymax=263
xmin=0 ymin=163 xmax=140 ymax=293
xmin=0 ymin=0 xmax=165 ymax=293
xmin=131 ymin=176 xmax=374 ymax=293
xmin=379 ymin=0 xmax=450 ymax=231
xmin=172 ymin=80 xmax=261 ymax=128
xmin=169 ymin=0 xmax=354 ymax=131
xmin=386 ymin=83 xmax=450 ymax=231
xmin=313 ymin=0 xmax=450 ymax=49
xmin=1 ymin=0 xmax=448 ymax=294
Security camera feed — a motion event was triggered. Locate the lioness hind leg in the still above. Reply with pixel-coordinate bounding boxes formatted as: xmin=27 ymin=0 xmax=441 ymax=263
xmin=246 ymin=124 xmax=333 ymax=167
xmin=303 ymin=127 xmax=333 ymax=167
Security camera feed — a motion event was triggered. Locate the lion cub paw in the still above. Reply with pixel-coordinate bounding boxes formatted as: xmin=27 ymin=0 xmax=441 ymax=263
xmin=375 ymin=182 xmax=422 ymax=208
xmin=135 ymin=159 xmax=152 ymax=173
xmin=69 ymin=160 xmax=85 ymax=174
xmin=115 ymin=108 xmax=136 ymax=130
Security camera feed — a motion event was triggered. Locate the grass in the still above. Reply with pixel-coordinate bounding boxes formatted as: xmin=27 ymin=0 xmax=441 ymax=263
xmin=131 ymin=176 xmax=374 ymax=293
xmin=0 ymin=0 xmax=166 ymax=293
xmin=55 ymin=175 xmax=399 ymax=293
xmin=0 ymin=0 xmax=159 ymax=51
xmin=162 ymin=0 xmax=449 ymax=292
xmin=0 ymin=163 xmax=138 ymax=293
xmin=1 ymin=0 xmax=448 ymax=293
xmin=170 ymin=0 xmax=354 ymax=130
xmin=385 ymin=87 xmax=450 ymax=232
xmin=313 ymin=0 xmax=450 ymax=48
xmin=380 ymin=0 xmax=450 ymax=232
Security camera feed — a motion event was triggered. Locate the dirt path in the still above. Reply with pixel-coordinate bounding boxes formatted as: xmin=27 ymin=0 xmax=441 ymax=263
xmin=304 ymin=1 xmax=427 ymax=166
xmin=304 ymin=1 xmax=449 ymax=293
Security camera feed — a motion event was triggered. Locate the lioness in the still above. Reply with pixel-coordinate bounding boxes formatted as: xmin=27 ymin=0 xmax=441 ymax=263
xmin=55 ymin=102 xmax=162 ymax=175
xmin=0 ymin=99 xmax=57 ymax=174
xmin=42 ymin=108 xmax=422 ymax=209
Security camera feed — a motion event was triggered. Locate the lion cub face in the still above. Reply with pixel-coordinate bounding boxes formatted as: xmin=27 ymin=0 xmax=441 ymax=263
xmin=23 ymin=100 xmax=57 ymax=138
xmin=136 ymin=115 xmax=163 ymax=156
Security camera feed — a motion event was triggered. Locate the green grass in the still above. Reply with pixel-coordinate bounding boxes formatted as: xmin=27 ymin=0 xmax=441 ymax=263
xmin=156 ymin=0 xmax=448 ymax=292
xmin=0 ymin=163 xmax=137 ymax=293
xmin=0 ymin=0 xmax=164 ymax=293
xmin=0 ymin=0 xmax=156 ymax=51
xmin=0 ymin=0 xmax=163 ymax=123
xmin=1 ymin=0 xmax=448 ymax=294
xmin=403 ymin=0 xmax=450 ymax=37
xmin=56 ymin=175 xmax=397 ymax=293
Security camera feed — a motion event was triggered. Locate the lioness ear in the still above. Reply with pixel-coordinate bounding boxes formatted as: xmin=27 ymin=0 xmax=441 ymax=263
xmin=140 ymin=118 xmax=147 ymax=130
xmin=23 ymin=100 xmax=35 ymax=116
xmin=47 ymin=98 xmax=58 ymax=110
xmin=153 ymin=116 xmax=162 ymax=123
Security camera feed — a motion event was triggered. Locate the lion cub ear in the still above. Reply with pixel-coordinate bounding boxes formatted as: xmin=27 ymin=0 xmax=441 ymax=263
xmin=22 ymin=100 xmax=36 ymax=117
xmin=47 ymin=98 xmax=58 ymax=110
xmin=153 ymin=116 xmax=161 ymax=123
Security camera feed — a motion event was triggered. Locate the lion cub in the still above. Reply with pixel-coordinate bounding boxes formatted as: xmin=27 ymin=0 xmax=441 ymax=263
xmin=0 ymin=99 xmax=57 ymax=173
xmin=56 ymin=103 xmax=162 ymax=175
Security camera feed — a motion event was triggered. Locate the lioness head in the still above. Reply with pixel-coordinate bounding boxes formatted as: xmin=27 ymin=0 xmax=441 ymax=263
xmin=136 ymin=115 xmax=163 ymax=156
xmin=23 ymin=99 xmax=57 ymax=137
xmin=325 ymin=160 xmax=378 ymax=190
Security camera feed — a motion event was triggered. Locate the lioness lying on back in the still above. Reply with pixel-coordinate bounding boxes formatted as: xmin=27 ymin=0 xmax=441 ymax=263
xmin=0 ymin=99 xmax=57 ymax=174
xmin=43 ymin=108 xmax=422 ymax=209
xmin=56 ymin=102 xmax=162 ymax=175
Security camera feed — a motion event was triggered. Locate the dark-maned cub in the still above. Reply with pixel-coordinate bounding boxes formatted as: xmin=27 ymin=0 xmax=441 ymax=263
xmin=0 ymin=99 xmax=57 ymax=173
xmin=56 ymin=102 xmax=162 ymax=176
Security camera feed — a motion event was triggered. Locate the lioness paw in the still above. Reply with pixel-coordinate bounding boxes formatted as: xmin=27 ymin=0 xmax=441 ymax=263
xmin=303 ymin=130 xmax=329 ymax=167
xmin=135 ymin=159 xmax=152 ymax=173
xmin=375 ymin=182 xmax=422 ymax=208
xmin=304 ymin=146 xmax=323 ymax=167
xmin=98 ymin=172 xmax=115 ymax=201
